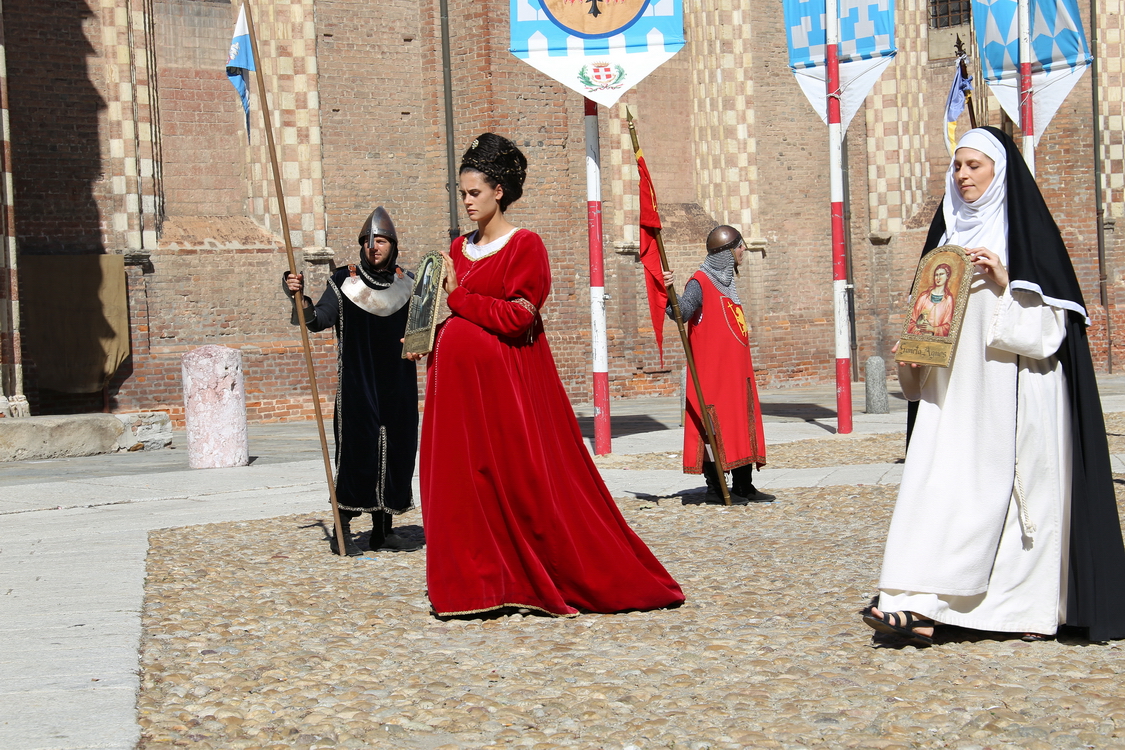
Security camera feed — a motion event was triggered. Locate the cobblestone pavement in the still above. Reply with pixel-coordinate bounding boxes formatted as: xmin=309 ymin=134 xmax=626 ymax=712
xmin=9 ymin=378 xmax=1125 ymax=750
xmin=135 ymin=452 xmax=1125 ymax=749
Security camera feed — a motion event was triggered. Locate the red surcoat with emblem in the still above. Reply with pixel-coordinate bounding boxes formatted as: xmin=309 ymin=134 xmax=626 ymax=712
xmin=683 ymin=270 xmax=767 ymax=473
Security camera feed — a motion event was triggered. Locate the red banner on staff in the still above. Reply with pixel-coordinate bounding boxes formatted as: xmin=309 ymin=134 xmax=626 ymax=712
xmin=636 ymin=152 xmax=667 ymax=365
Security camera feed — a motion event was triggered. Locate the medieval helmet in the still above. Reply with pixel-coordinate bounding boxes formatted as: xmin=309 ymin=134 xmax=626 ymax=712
xmin=706 ymin=225 xmax=744 ymax=255
xmin=358 ymin=206 xmax=397 ymax=248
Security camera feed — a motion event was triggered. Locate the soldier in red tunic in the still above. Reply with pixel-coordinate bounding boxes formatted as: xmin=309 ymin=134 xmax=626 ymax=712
xmin=665 ymin=225 xmax=770 ymax=503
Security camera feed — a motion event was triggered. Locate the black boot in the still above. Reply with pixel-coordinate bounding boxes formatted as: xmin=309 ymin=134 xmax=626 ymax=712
xmin=371 ymin=512 xmax=423 ymax=552
xmin=702 ymin=462 xmax=747 ymax=504
xmin=732 ymin=465 xmax=774 ymax=503
xmin=329 ymin=517 xmax=362 ymax=556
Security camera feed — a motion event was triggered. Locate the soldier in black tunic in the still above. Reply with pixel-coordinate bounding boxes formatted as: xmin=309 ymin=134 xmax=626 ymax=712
xmin=285 ymin=207 xmax=420 ymax=555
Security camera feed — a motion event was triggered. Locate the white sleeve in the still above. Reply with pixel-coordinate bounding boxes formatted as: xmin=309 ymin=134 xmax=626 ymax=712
xmin=987 ymin=286 xmax=1067 ymax=360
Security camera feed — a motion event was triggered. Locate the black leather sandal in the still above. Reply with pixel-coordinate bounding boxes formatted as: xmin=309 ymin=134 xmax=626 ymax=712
xmin=862 ymin=606 xmax=935 ymax=647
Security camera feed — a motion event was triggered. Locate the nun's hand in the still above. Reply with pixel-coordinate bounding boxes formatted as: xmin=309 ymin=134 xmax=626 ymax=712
xmin=892 ymin=340 xmax=922 ymax=369
xmin=441 ymin=252 xmax=459 ymax=294
xmin=967 ymin=247 xmax=1009 ymax=288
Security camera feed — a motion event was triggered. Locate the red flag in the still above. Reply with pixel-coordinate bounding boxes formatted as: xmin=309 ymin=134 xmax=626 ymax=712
xmin=636 ymin=153 xmax=667 ymax=365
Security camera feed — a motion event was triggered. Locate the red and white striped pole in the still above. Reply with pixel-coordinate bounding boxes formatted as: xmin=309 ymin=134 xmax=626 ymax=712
xmin=1017 ymin=0 xmax=1035 ymax=175
xmin=585 ymin=97 xmax=611 ymax=454
xmin=825 ymin=0 xmax=852 ymax=434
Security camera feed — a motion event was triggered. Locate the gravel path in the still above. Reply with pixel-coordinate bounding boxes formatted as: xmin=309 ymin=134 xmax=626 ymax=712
xmin=136 ymin=479 xmax=1125 ymax=748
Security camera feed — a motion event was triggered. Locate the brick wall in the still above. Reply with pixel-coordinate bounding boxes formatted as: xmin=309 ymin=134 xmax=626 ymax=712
xmin=154 ymin=0 xmax=246 ymax=217
xmin=9 ymin=0 xmax=1125 ymax=423
xmin=5 ymin=0 xmax=107 ymax=253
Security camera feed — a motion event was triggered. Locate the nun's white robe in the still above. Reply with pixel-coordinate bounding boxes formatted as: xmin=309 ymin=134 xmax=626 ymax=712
xmin=879 ymin=278 xmax=1070 ymax=635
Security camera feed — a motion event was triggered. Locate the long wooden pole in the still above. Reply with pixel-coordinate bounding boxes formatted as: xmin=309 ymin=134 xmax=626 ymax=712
xmin=243 ymin=2 xmax=348 ymax=555
xmin=627 ymin=112 xmax=731 ymax=506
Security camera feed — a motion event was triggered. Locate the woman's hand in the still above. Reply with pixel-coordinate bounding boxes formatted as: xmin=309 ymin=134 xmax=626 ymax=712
xmin=967 ymin=247 xmax=1008 ymax=288
xmin=441 ymin=252 xmax=459 ymax=294
xmin=285 ymin=272 xmax=303 ymax=294
xmin=892 ymin=340 xmax=923 ymax=369
xmin=662 ymin=269 xmax=674 ymax=287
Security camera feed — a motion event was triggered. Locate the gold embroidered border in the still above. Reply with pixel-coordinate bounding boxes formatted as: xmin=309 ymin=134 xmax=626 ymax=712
xmin=460 ymin=227 xmax=522 ymax=262
xmin=433 ymin=602 xmax=580 ymax=619
xmin=511 ymin=297 xmax=537 ymax=317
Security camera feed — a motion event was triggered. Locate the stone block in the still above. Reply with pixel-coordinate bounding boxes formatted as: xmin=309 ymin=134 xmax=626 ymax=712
xmin=182 ymin=345 xmax=249 ymax=469
xmin=0 ymin=415 xmax=123 ymax=462
xmin=0 ymin=411 xmax=174 ymax=462
xmin=113 ymin=412 xmax=173 ymax=452
xmin=865 ymin=356 xmax=890 ymax=414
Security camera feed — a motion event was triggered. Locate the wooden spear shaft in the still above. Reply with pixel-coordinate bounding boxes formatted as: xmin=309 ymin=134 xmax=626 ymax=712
xmin=627 ymin=113 xmax=732 ymax=506
xmin=244 ymin=2 xmax=349 ymax=555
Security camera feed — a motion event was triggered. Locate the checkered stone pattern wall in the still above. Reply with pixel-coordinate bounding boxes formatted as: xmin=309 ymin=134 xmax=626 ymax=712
xmin=864 ymin=0 xmax=931 ymax=234
xmin=0 ymin=0 xmax=20 ymax=406
xmin=684 ymin=0 xmax=758 ymax=237
xmin=242 ymin=0 xmax=327 ymax=253
xmin=98 ymin=0 xmax=163 ymax=253
xmin=1096 ymin=0 xmax=1125 ymax=222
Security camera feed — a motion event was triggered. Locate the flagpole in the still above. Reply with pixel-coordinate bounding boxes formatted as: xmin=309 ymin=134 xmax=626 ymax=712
xmin=955 ymin=36 xmax=977 ymax=129
xmin=1018 ymin=0 xmax=1035 ymax=174
xmin=243 ymin=1 xmax=349 ymax=556
xmin=585 ymin=98 xmax=611 ymax=455
xmin=826 ymin=0 xmax=853 ymax=434
xmin=627 ymin=112 xmax=731 ymax=506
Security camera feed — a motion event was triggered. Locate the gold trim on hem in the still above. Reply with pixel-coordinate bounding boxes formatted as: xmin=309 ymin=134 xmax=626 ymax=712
xmin=432 ymin=601 xmax=580 ymax=619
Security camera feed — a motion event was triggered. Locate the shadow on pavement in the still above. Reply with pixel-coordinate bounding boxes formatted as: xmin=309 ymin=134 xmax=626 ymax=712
xmin=576 ymin=414 xmax=671 ymax=440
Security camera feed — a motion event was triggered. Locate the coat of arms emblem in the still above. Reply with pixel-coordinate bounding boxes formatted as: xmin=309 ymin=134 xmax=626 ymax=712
xmin=578 ymin=61 xmax=626 ymax=91
xmin=541 ymin=0 xmax=650 ymax=39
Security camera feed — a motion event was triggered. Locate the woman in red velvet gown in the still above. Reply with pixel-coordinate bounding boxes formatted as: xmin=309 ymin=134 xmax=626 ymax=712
xmin=411 ymin=133 xmax=684 ymax=617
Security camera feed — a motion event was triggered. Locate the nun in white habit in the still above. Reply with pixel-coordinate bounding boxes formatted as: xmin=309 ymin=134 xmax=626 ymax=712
xmin=865 ymin=127 xmax=1125 ymax=646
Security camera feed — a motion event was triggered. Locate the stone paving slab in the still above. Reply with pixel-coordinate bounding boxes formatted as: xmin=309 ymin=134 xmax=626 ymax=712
xmin=0 ymin=687 xmax=140 ymax=750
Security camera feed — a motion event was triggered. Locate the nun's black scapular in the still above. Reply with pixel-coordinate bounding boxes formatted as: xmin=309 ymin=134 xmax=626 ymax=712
xmin=913 ymin=126 xmax=1125 ymax=641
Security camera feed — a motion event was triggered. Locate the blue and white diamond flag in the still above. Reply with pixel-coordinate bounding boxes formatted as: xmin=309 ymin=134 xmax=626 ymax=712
xmin=226 ymin=3 xmax=255 ymax=140
xmin=510 ymin=0 xmax=684 ymax=107
xmin=783 ymin=0 xmax=896 ymax=131
xmin=972 ymin=0 xmax=1091 ymax=145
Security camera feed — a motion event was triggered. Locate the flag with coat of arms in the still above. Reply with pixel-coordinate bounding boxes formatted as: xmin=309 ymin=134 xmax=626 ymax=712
xmin=226 ymin=3 xmax=255 ymax=139
xmin=509 ymin=0 xmax=684 ymax=107
xmin=971 ymin=0 xmax=1092 ymax=145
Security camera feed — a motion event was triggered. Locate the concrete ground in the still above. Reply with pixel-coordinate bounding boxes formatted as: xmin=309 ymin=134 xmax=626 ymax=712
xmin=3 ymin=377 xmax=1125 ymax=749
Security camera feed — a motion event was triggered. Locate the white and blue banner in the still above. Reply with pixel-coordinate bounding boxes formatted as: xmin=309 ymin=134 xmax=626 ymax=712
xmin=783 ymin=0 xmax=896 ymax=131
xmin=510 ymin=0 xmax=684 ymax=107
xmin=943 ymin=57 xmax=974 ymax=156
xmin=226 ymin=3 xmax=255 ymax=139
xmin=972 ymin=0 xmax=1091 ymax=144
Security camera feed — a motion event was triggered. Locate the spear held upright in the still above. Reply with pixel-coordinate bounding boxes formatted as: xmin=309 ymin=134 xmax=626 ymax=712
xmin=627 ymin=111 xmax=732 ymax=506
xmin=242 ymin=2 xmax=349 ymax=555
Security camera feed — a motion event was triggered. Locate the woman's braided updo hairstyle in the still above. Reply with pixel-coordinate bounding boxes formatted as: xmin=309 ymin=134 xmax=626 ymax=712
xmin=459 ymin=132 xmax=528 ymax=212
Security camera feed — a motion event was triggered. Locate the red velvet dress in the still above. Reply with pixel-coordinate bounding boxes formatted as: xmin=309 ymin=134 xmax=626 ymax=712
xmin=683 ymin=270 xmax=767 ymax=473
xmin=420 ymin=229 xmax=685 ymax=617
